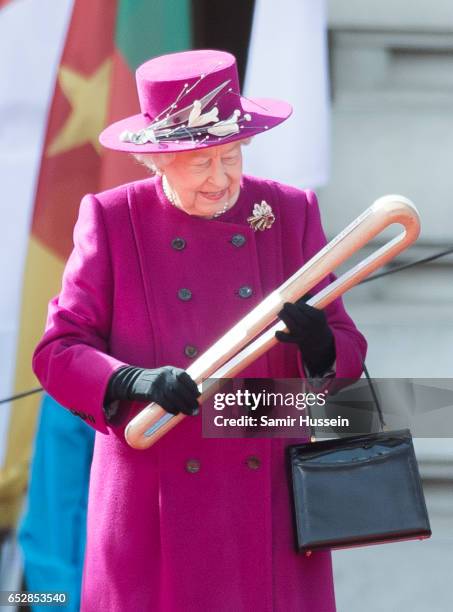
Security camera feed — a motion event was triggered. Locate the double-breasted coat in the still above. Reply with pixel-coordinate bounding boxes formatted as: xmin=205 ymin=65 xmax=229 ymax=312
xmin=33 ymin=173 xmax=367 ymax=611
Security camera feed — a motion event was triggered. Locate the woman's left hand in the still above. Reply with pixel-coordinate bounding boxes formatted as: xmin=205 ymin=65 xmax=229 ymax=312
xmin=276 ymin=297 xmax=336 ymax=376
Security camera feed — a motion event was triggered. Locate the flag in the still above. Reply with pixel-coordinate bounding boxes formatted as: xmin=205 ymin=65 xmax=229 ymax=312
xmin=1 ymin=0 xmax=191 ymax=600
xmin=1 ymin=0 xmax=116 ymax=534
xmin=0 ymin=0 xmax=74 ymax=530
xmin=101 ymin=0 xmax=192 ymax=188
xmin=18 ymin=395 xmax=95 ymax=610
xmin=1 ymin=0 xmax=192 ymax=532
xmin=243 ymin=0 xmax=330 ymax=189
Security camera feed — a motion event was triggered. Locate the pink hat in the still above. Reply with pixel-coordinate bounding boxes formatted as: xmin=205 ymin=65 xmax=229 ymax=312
xmin=99 ymin=49 xmax=292 ymax=154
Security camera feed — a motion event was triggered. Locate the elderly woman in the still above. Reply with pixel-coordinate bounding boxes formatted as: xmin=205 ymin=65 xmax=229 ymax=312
xmin=33 ymin=50 xmax=366 ymax=611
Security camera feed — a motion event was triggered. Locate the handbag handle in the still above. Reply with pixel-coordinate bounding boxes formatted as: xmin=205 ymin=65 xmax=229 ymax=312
xmin=362 ymin=360 xmax=387 ymax=432
xmin=310 ymin=360 xmax=387 ymax=442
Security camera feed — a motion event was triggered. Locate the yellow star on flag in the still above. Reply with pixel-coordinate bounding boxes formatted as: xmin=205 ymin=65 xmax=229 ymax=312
xmin=47 ymin=58 xmax=112 ymax=157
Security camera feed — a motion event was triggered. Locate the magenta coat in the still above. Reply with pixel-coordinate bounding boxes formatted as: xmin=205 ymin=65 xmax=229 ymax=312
xmin=33 ymin=174 xmax=367 ymax=611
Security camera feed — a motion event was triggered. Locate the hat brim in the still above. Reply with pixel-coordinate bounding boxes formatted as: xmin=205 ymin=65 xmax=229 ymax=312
xmin=99 ymin=97 xmax=292 ymax=153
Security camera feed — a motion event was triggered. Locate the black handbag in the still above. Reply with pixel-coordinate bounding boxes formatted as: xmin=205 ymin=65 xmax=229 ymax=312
xmin=286 ymin=366 xmax=432 ymax=556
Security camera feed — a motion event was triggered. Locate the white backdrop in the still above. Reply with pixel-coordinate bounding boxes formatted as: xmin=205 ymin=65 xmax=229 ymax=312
xmin=243 ymin=0 xmax=330 ymax=189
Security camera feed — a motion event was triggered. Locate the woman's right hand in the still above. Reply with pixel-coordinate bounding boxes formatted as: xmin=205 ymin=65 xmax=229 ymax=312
xmin=105 ymin=366 xmax=200 ymax=416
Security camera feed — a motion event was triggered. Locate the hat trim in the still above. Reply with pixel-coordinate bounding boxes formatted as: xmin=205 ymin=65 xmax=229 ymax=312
xmin=119 ymin=77 xmax=261 ymax=148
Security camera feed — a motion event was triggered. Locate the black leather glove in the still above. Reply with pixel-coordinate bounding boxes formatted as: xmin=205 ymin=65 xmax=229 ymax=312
xmin=276 ymin=297 xmax=336 ymax=376
xmin=104 ymin=365 xmax=200 ymax=416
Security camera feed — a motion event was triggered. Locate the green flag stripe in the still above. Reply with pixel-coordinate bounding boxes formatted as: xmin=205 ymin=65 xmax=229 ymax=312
xmin=116 ymin=0 xmax=192 ymax=71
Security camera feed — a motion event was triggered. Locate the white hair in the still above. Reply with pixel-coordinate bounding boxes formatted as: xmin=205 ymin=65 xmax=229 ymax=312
xmin=132 ymin=137 xmax=252 ymax=175
xmin=133 ymin=153 xmax=175 ymax=175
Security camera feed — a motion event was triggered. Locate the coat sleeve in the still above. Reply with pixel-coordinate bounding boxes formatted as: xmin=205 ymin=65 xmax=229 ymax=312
xmin=299 ymin=190 xmax=367 ymax=379
xmin=32 ymin=194 xmax=128 ymax=434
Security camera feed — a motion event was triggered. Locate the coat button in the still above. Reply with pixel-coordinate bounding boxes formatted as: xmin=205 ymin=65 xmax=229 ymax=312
xmin=186 ymin=459 xmax=201 ymax=473
xmin=171 ymin=237 xmax=186 ymax=250
xmin=178 ymin=288 xmax=192 ymax=301
xmin=231 ymin=233 xmax=246 ymax=247
xmin=246 ymin=456 xmax=261 ymax=470
xmin=238 ymin=286 xmax=253 ymax=299
xmin=184 ymin=345 xmax=198 ymax=358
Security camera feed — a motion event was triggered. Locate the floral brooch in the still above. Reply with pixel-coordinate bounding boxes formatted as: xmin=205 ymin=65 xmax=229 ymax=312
xmin=247 ymin=201 xmax=275 ymax=231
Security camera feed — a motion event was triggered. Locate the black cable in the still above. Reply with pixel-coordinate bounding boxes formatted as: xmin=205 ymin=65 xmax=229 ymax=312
xmin=0 ymin=387 xmax=43 ymax=405
xmin=358 ymin=246 xmax=453 ymax=285
xmin=2 ymin=246 xmax=452 ymax=406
